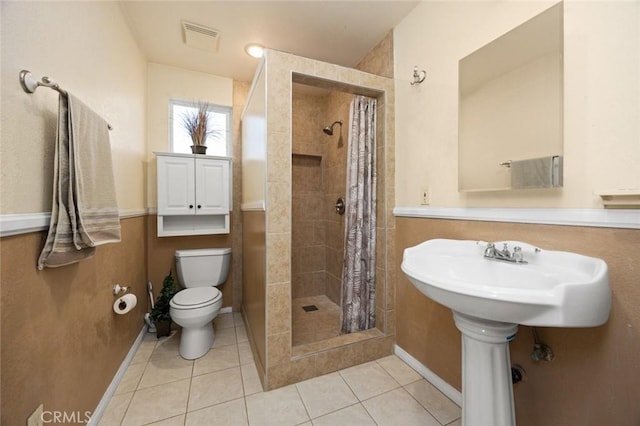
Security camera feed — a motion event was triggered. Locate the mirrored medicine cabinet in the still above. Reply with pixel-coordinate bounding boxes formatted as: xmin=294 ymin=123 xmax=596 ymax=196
xmin=458 ymin=3 xmax=563 ymax=192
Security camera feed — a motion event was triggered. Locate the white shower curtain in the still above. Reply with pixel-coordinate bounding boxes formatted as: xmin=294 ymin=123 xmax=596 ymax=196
xmin=341 ymin=95 xmax=377 ymax=334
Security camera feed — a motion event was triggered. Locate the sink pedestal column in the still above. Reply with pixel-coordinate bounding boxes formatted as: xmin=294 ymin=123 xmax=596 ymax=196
xmin=453 ymin=311 xmax=519 ymax=426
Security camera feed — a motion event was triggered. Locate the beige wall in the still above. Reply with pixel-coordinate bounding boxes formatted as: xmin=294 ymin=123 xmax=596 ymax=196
xmin=0 ymin=1 xmax=147 ymax=214
xmin=1 ymin=217 xmax=148 ymax=425
xmin=395 ymin=217 xmax=640 ymax=425
xmin=0 ymin=2 xmax=148 ymax=424
xmin=146 ymin=63 xmax=233 ymax=208
xmin=394 ymin=0 xmax=640 ymax=207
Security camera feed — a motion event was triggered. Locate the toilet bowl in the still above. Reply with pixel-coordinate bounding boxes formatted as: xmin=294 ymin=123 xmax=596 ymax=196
xmin=170 ymin=248 xmax=231 ymax=360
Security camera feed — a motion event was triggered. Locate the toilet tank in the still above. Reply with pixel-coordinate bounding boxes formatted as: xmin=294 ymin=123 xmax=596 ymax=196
xmin=175 ymin=248 xmax=231 ymax=288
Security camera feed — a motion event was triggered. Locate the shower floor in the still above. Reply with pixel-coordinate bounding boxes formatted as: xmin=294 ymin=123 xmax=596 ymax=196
xmin=292 ymin=295 xmax=341 ymax=347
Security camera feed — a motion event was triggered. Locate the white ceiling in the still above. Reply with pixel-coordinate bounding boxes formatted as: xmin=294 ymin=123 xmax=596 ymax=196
xmin=119 ymin=1 xmax=420 ymax=82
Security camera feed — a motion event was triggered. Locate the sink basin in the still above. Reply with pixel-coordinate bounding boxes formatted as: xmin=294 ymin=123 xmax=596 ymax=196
xmin=401 ymin=238 xmax=611 ymax=425
xmin=401 ymin=239 xmax=611 ymax=327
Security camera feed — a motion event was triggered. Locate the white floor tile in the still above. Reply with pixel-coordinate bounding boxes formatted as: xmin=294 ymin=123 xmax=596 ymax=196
xmin=138 ymin=355 xmax=193 ymax=389
xmin=215 ymin=312 xmax=237 ymax=330
xmin=404 ymin=379 xmax=461 ymax=425
xmin=212 ymin=326 xmax=238 ymax=348
xmin=121 ymin=379 xmax=190 ymax=426
xmin=376 ymin=355 xmax=422 ymax=386
xmin=188 ymin=367 xmax=244 ymax=412
xmin=104 ymin=309 xmax=461 ymax=426
xmin=193 ymin=343 xmax=240 ymax=377
xmin=115 ymin=362 xmax=146 ymax=395
xmin=238 ymin=341 xmax=254 ymax=365
xmin=362 ymin=388 xmax=440 ymax=426
xmin=186 ymin=398 xmax=248 ymax=426
xmin=97 ymin=391 xmax=133 ymax=426
xmin=245 ymin=385 xmax=310 ymax=426
xmin=146 ymin=414 xmax=185 ymax=425
xmin=339 ymin=361 xmax=400 ymax=401
xmin=295 ymin=372 xmax=358 ymax=419
xmin=241 ymin=362 xmax=263 ymax=396
xmin=311 ymin=403 xmax=376 ymax=426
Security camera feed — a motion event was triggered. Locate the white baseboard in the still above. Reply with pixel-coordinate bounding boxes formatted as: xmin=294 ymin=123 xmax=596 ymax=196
xmin=394 ymin=344 xmax=462 ymax=406
xmin=89 ymin=326 xmax=147 ymax=426
xmin=220 ymin=306 xmax=233 ymax=314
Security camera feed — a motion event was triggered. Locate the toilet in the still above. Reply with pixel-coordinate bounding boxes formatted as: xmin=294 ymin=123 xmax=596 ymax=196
xmin=170 ymin=247 xmax=231 ymax=360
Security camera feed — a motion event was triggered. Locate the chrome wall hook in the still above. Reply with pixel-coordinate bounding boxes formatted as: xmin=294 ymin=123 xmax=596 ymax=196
xmin=410 ymin=66 xmax=427 ymax=85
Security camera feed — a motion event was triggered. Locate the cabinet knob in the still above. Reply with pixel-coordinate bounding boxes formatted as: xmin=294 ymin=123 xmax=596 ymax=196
xmin=189 ymin=205 xmax=194 ymax=209
xmin=197 ymin=205 xmax=202 ymax=209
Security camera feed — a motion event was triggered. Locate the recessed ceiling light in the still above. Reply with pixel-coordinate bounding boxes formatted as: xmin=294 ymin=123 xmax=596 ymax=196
xmin=245 ymin=43 xmax=264 ymax=58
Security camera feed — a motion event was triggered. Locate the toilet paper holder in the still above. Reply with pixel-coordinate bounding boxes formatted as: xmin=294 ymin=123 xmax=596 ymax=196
xmin=113 ymin=283 xmax=129 ymax=296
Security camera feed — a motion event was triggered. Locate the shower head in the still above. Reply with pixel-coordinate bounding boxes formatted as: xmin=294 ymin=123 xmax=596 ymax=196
xmin=323 ymin=120 xmax=343 ymax=136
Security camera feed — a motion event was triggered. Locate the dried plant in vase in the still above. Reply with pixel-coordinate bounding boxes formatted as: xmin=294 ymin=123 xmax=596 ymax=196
xmin=182 ymin=101 xmax=211 ymax=154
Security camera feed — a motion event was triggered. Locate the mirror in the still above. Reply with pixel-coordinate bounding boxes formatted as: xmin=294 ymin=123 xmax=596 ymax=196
xmin=458 ymin=3 xmax=563 ymax=191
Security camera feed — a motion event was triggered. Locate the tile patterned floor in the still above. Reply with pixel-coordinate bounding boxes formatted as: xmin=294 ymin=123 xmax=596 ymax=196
xmin=99 ymin=312 xmax=461 ymax=426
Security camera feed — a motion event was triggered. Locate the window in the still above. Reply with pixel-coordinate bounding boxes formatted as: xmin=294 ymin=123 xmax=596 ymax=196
xmin=169 ymin=99 xmax=232 ymax=156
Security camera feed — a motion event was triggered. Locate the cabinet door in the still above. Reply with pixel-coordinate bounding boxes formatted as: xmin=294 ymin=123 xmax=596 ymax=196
xmin=157 ymin=155 xmax=195 ymax=215
xmin=195 ymin=158 xmax=229 ymax=215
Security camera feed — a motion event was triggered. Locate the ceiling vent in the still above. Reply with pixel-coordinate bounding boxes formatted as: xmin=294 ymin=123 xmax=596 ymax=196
xmin=182 ymin=21 xmax=220 ymax=53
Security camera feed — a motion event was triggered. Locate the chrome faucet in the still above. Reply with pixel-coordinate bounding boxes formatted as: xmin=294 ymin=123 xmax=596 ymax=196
xmin=484 ymin=242 xmax=528 ymax=264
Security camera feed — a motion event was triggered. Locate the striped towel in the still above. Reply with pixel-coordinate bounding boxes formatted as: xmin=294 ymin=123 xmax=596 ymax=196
xmin=38 ymin=93 xmax=120 ymax=270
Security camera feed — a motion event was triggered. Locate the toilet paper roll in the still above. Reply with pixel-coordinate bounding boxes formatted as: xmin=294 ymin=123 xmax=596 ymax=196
xmin=113 ymin=294 xmax=137 ymax=315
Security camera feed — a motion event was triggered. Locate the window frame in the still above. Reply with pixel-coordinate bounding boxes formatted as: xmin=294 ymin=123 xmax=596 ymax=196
xmin=168 ymin=98 xmax=233 ymax=157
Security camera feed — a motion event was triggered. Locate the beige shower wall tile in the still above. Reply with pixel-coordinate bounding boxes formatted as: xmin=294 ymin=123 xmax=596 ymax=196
xmin=313 ymin=61 xmax=340 ymax=82
xmin=376 ymin=307 xmax=386 ymax=334
xmin=267 ymin=356 xmax=316 ymax=390
xmin=268 ymin=132 xmax=291 ymax=183
xmin=267 ymin=283 xmax=291 ymax=335
xmin=315 ymin=344 xmax=359 ymax=376
xmin=266 ymin=233 xmax=290 ymax=284
xmin=375 ymin=267 xmax=387 ymax=310
xmin=266 ymin=183 xmax=290 ymax=234
xmin=267 ymin=331 xmax=291 ymax=367
xmin=385 ymin=310 xmax=396 ymax=336
xmin=356 ymin=335 xmax=394 ymax=365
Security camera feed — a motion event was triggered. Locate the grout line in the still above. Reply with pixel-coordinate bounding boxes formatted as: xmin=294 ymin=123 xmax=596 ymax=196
xmin=292 ymin=383 xmax=313 ymax=424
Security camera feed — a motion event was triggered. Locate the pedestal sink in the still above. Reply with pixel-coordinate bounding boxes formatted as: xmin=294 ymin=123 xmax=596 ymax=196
xmin=401 ymin=239 xmax=611 ymax=426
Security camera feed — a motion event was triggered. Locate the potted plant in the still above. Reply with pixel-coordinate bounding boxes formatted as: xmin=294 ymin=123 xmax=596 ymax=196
xmin=182 ymin=101 xmax=211 ymax=154
xmin=150 ymin=270 xmax=180 ymax=338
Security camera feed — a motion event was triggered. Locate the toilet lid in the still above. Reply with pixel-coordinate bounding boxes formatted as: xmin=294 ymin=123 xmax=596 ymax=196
xmin=171 ymin=287 xmax=221 ymax=309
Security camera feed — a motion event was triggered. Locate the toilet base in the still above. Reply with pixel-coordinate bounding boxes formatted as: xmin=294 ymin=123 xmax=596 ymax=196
xmin=179 ymin=324 xmax=215 ymax=360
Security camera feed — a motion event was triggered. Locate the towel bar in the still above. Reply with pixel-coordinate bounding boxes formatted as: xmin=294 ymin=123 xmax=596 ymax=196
xmin=19 ymin=69 xmax=113 ymax=130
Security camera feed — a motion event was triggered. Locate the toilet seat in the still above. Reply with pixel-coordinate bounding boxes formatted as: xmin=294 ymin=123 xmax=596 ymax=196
xmin=170 ymin=287 xmax=221 ymax=310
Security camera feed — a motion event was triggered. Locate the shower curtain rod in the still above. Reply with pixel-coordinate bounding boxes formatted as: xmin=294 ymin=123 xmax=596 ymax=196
xmin=19 ymin=69 xmax=113 ymax=130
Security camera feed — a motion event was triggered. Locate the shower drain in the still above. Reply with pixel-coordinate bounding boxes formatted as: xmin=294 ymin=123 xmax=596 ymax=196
xmin=302 ymin=305 xmax=319 ymax=312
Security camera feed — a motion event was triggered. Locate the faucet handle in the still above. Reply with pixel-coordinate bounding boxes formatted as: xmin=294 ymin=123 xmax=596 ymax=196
xmin=513 ymin=246 xmax=524 ymax=262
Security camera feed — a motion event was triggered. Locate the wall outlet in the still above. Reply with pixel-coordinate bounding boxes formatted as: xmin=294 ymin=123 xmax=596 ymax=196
xmin=421 ymin=187 xmax=430 ymax=205
xmin=27 ymin=404 xmax=43 ymax=426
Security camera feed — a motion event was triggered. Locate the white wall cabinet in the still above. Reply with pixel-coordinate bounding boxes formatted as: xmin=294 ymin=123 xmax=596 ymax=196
xmin=156 ymin=152 xmax=231 ymax=236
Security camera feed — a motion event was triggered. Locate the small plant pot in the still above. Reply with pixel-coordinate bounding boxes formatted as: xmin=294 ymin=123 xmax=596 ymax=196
xmin=155 ymin=320 xmax=172 ymax=338
xmin=190 ymin=145 xmax=207 ymax=154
